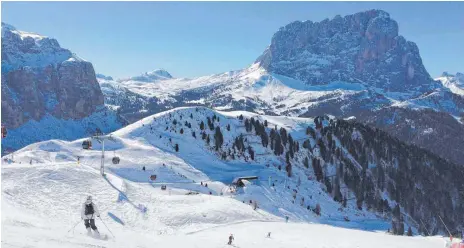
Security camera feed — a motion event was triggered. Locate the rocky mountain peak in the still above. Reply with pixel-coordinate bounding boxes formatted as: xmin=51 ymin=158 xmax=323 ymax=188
xmin=256 ymin=9 xmax=437 ymax=94
xmin=1 ymin=24 xmax=104 ymax=129
xmin=1 ymin=22 xmax=76 ymax=72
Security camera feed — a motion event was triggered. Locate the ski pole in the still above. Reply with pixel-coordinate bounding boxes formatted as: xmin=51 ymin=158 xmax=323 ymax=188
xmin=67 ymin=220 xmax=81 ymax=234
xmin=98 ymin=216 xmax=115 ymax=238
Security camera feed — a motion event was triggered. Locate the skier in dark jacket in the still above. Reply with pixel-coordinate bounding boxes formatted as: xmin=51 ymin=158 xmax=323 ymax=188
xmin=81 ymin=196 xmax=100 ymax=236
xmin=228 ymin=234 xmax=234 ymax=245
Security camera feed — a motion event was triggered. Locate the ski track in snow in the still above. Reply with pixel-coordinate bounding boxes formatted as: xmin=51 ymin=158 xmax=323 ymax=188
xmin=2 ymin=107 xmax=455 ymax=248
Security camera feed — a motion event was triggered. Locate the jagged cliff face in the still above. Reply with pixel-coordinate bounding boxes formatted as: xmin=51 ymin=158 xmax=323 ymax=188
xmin=1 ymin=23 xmax=104 ymax=128
xmin=256 ymin=10 xmax=438 ymax=94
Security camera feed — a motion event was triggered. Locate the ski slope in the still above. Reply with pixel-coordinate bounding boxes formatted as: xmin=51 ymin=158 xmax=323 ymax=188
xmin=1 ymin=107 xmax=453 ymax=247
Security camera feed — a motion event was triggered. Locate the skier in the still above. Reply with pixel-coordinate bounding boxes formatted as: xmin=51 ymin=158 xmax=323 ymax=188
xmin=267 ymin=232 xmax=271 ymax=238
xmin=285 ymin=216 xmax=289 ymax=223
xmin=81 ymin=196 xmax=100 ymax=236
xmin=228 ymin=234 xmax=234 ymax=245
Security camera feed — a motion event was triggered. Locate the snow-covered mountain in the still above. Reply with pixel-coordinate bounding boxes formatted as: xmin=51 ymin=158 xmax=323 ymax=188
xmin=97 ymin=10 xmax=464 ymax=166
xmin=1 ymin=23 xmax=125 ymax=153
xmin=2 ymin=107 xmax=462 ymax=247
xmin=126 ymin=69 xmax=173 ymax=82
xmin=436 ymin=72 xmax=464 ymax=96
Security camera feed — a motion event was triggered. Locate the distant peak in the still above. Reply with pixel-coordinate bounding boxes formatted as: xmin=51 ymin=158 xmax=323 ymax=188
xmin=2 ymin=22 xmax=16 ymax=31
xmin=129 ymin=69 xmax=173 ymax=82
xmin=441 ymin=72 xmax=453 ymax=77
xmin=96 ymin=74 xmax=114 ymax=81
xmin=144 ymin=69 xmax=173 ymax=78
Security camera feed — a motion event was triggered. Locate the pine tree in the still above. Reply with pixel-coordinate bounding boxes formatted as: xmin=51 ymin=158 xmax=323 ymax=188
xmin=206 ymin=134 xmax=210 ymax=145
xmin=264 ymin=120 xmax=268 ymax=127
xmin=200 ymin=121 xmax=205 ymax=130
xmin=214 ymin=126 xmax=224 ymax=151
xmin=192 ymin=131 xmax=196 ymax=138
xmin=274 ymin=133 xmax=283 ymax=156
xmin=190 ymin=113 xmax=193 ymax=119
xmin=239 ymin=114 xmax=244 ymax=120
xmin=180 ymin=128 xmax=184 ymax=134
xmin=407 ymin=227 xmax=412 ymax=236
xmin=248 ymin=146 xmax=255 ymax=160
xmin=175 ymin=144 xmax=179 ymax=152
xmin=207 ymin=117 xmax=214 ymax=130
xmin=303 ymin=157 xmax=309 ymax=168
xmin=315 ymin=204 xmax=321 ymax=216
xmin=288 ymin=134 xmax=294 ymax=158
xmin=280 ymin=128 xmax=288 ymax=146
xmin=226 ymin=124 xmax=231 ymax=131
xmin=391 ymin=220 xmax=398 ymax=235
xmin=286 ymin=162 xmax=292 ymax=177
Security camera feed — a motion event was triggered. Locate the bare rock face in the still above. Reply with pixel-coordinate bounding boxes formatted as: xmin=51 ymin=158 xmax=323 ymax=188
xmin=256 ymin=10 xmax=439 ymax=93
xmin=1 ymin=23 xmax=104 ymax=128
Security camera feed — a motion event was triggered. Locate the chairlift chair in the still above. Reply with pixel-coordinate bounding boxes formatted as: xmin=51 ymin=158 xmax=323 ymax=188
xmin=82 ymin=140 xmax=92 ymax=150
xmin=112 ymin=156 xmax=120 ymax=164
xmin=112 ymin=151 xmax=120 ymax=164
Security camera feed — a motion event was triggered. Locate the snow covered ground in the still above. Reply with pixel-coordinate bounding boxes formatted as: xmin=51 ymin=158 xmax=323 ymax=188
xmin=99 ymin=64 xmax=370 ymax=116
xmin=1 ymin=107 xmax=455 ymax=247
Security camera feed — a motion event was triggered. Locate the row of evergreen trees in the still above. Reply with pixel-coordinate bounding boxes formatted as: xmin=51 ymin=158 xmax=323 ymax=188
xmin=173 ymin=111 xmax=463 ymax=235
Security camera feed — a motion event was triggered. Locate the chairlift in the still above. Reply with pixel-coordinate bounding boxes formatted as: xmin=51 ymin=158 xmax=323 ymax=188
xmin=1 ymin=125 xmax=7 ymax=138
xmin=112 ymin=151 xmax=120 ymax=164
xmin=82 ymin=139 xmax=92 ymax=150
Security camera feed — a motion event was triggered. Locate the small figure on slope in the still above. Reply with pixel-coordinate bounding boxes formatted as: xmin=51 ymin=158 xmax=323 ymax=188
xmin=228 ymin=234 xmax=234 ymax=245
xmin=81 ymin=196 xmax=100 ymax=236
xmin=267 ymin=232 xmax=271 ymax=238
xmin=252 ymin=200 xmax=258 ymax=210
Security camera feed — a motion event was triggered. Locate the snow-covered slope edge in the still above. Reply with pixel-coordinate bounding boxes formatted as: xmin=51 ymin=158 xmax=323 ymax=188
xmin=4 ymin=107 xmax=463 ymax=238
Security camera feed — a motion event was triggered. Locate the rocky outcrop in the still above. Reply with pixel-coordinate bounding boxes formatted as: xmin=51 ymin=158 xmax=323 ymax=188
xmin=256 ymin=10 xmax=440 ymax=94
xmin=1 ymin=23 xmax=104 ymax=128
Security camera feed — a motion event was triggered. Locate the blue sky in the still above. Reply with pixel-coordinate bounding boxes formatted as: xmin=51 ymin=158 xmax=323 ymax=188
xmin=2 ymin=2 xmax=463 ymax=79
